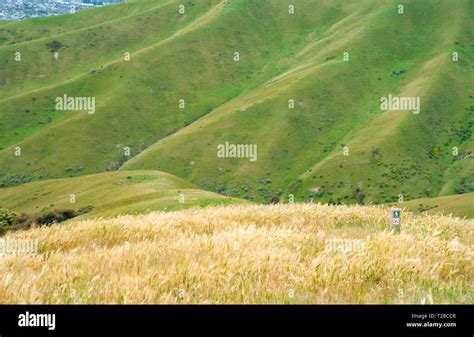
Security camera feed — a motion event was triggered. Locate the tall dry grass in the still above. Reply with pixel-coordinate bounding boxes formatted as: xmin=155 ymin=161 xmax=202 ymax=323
xmin=0 ymin=204 xmax=472 ymax=303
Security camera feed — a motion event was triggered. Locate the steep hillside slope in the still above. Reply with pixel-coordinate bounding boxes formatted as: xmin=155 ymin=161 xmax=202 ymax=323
xmin=0 ymin=0 xmax=472 ymax=208
xmin=0 ymin=204 xmax=472 ymax=303
xmin=0 ymin=170 xmax=242 ymax=218
xmin=122 ymin=0 xmax=473 ymax=204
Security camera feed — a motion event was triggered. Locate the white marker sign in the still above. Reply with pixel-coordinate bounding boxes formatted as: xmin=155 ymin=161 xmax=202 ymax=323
xmin=391 ymin=208 xmax=401 ymax=234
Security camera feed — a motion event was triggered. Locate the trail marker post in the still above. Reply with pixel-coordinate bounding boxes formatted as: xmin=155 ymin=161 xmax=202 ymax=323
xmin=390 ymin=208 xmax=401 ymax=234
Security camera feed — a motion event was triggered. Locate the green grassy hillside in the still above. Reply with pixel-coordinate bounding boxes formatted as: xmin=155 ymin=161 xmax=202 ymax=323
xmin=122 ymin=0 xmax=473 ymax=205
xmin=0 ymin=170 xmax=242 ymax=218
xmin=396 ymin=192 xmax=474 ymax=219
xmin=0 ymin=0 xmax=472 ymax=214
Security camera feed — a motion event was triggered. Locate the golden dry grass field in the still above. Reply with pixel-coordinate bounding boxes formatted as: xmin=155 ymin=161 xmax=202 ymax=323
xmin=0 ymin=204 xmax=472 ymax=304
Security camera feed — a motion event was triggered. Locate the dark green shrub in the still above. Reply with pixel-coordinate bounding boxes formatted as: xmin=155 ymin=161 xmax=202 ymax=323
xmin=271 ymin=196 xmax=280 ymax=204
xmin=0 ymin=208 xmax=17 ymax=234
xmin=36 ymin=209 xmax=77 ymax=226
xmin=352 ymin=188 xmax=366 ymax=204
xmin=46 ymin=40 xmax=64 ymax=52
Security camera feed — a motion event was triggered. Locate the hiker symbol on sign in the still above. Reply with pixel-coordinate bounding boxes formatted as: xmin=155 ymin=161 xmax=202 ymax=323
xmin=391 ymin=208 xmax=401 ymax=233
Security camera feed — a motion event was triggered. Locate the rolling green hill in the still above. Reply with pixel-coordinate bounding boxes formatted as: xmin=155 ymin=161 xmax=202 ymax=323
xmin=0 ymin=170 xmax=243 ymax=218
xmin=0 ymin=0 xmax=472 ymax=215
xmin=396 ymin=192 xmax=474 ymax=219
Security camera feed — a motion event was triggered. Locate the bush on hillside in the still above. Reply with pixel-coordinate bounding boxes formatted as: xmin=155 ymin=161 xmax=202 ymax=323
xmin=270 ymin=196 xmax=280 ymax=204
xmin=0 ymin=173 xmax=33 ymax=188
xmin=46 ymin=40 xmax=65 ymax=53
xmin=0 ymin=208 xmax=17 ymax=234
xmin=352 ymin=188 xmax=366 ymax=204
xmin=36 ymin=209 xmax=77 ymax=226
xmin=1 ymin=206 xmax=94 ymax=233
xmin=12 ymin=212 xmax=35 ymax=230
